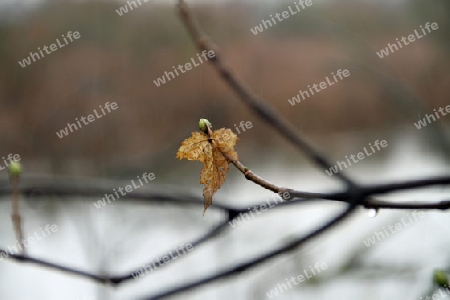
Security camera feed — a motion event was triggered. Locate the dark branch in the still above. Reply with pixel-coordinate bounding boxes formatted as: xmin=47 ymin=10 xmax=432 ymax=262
xmin=177 ymin=0 xmax=355 ymax=188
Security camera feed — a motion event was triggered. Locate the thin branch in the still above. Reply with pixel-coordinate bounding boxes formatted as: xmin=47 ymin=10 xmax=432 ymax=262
xmin=362 ymin=198 xmax=450 ymax=210
xmin=0 ymin=249 xmax=111 ymax=284
xmin=110 ymin=218 xmax=231 ymax=284
xmin=0 ymin=178 xmax=232 ymax=212
xmin=205 ymin=121 xmax=283 ymax=194
xmin=10 ymin=176 xmax=25 ymax=255
xmin=360 ymin=175 xmax=450 ymax=196
xmin=2 ymin=176 xmax=449 ymax=211
xmin=285 ymin=175 xmax=450 ymax=210
xmin=177 ymin=0 xmax=355 ymax=188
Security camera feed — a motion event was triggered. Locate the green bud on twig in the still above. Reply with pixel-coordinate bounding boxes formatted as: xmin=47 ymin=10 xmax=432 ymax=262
xmin=434 ymin=270 xmax=449 ymax=287
xmin=199 ymin=118 xmax=212 ymax=133
xmin=8 ymin=161 xmax=22 ymax=178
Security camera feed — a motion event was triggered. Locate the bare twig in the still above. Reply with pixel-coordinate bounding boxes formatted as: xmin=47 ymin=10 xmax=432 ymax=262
xmin=2 ymin=175 xmax=449 ymax=212
xmin=10 ymin=173 xmax=25 ymax=255
xmin=205 ymin=121 xmax=283 ymax=194
xmin=177 ymin=0 xmax=355 ymax=188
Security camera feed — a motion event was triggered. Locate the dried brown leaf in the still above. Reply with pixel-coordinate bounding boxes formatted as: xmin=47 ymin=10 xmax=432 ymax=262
xmin=211 ymin=128 xmax=238 ymax=161
xmin=176 ymin=131 xmax=210 ymax=163
xmin=176 ymin=127 xmax=238 ymax=215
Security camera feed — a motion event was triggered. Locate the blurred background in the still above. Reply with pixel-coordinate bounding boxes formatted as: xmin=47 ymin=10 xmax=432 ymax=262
xmin=0 ymin=0 xmax=449 ymax=299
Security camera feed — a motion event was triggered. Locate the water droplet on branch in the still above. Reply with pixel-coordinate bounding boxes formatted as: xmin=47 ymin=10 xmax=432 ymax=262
xmin=367 ymin=208 xmax=379 ymax=218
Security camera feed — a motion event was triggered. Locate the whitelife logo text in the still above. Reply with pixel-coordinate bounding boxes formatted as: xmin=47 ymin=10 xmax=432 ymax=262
xmin=18 ymin=31 xmax=81 ymax=68
xmin=376 ymin=22 xmax=438 ymax=58
xmin=56 ymin=102 xmax=118 ymax=139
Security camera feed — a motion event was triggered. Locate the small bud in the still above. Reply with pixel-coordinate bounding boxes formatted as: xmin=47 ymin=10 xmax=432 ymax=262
xmin=434 ymin=270 xmax=448 ymax=287
xmin=8 ymin=161 xmax=22 ymax=178
xmin=199 ymin=118 xmax=212 ymax=133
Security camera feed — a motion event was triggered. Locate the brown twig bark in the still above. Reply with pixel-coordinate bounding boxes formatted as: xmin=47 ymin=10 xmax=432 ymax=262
xmin=10 ymin=176 xmax=25 ymax=255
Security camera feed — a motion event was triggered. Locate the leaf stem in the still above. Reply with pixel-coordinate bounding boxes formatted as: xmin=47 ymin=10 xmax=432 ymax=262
xmin=204 ymin=122 xmax=286 ymax=195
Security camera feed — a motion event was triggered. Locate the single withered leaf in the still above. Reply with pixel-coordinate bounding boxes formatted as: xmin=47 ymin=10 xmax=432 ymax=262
xmin=176 ymin=131 xmax=210 ymax=163
xmin=211 ymin=128 xmax=239 ymax=161
xmin=176 ymin=125 xmax=239 ymax=216
xmin=200 ymin=143 xmax=229 ymax=215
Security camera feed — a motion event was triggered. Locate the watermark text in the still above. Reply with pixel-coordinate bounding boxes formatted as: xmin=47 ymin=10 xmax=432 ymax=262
xmin=325 ymin=139 xmax=387 ymax=176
